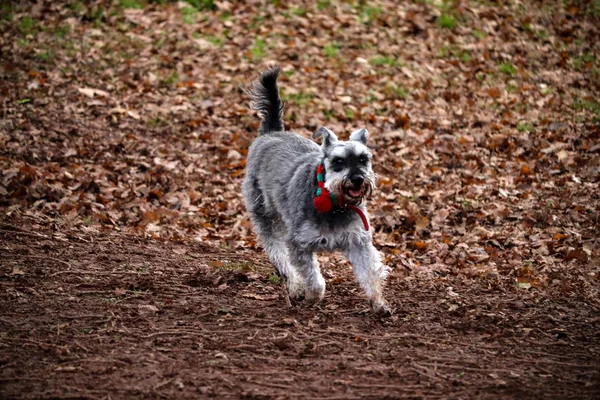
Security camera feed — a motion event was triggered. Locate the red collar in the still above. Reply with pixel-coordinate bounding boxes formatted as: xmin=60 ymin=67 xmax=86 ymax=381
xmin=347 ymin=204 xmax=370 ymax=231
xmin=314 ymin=163 xmax=369 ymax=231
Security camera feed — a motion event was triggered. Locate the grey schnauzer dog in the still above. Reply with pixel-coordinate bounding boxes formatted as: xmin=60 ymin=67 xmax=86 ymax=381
xmin=242 ymin=66 xmax=391 ymax=316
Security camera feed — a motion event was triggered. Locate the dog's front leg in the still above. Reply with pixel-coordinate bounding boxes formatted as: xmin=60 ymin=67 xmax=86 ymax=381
xmin=288 ymin=243 xmax=326 ymax=304
xmin=347 ymin=241 xmax=391 ymax=316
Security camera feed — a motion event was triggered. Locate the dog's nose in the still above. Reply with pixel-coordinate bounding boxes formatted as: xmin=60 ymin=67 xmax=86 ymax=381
xmin=350 ymin=175 xmax=364 ymax=187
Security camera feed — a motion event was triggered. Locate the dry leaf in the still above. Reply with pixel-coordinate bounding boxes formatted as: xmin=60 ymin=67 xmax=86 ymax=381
xmin=78 ymin=87 xmax=110 ymax=98
xmin=241 ymin=292 xmax=279 ymax=301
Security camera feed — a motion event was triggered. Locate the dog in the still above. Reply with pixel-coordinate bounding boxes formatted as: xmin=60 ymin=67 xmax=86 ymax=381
xmin=242 ymin=66 xmax=391 ymax=316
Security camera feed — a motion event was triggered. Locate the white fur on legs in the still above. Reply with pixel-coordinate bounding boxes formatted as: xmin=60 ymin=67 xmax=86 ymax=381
xmin=263 ymin=239 xmax=304 ymax=299
xmin=346 ymin=241 xmax=391 ymax=315
xmin=305 ymin=254 xmax=326 ymax=303
xmin=289 ymin=248 xmax=325 ymax=304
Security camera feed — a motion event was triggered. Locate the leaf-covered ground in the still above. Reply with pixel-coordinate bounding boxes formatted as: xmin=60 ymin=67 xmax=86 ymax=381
xmin=1 ymin=0 xmax=599 ymax=398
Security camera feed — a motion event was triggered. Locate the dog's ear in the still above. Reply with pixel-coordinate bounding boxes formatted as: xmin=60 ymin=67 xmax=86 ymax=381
xmin=313 ymin=127 xmax=338 ymax=148
xmin=349 ymin=128 xmax=368 ymax=145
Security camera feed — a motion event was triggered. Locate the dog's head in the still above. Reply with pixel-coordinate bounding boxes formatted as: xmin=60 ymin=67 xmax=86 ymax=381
xmin=313 ymin=127 xmax=376 ymax=206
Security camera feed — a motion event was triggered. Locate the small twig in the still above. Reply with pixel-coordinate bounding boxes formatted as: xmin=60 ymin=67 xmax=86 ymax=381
xmin=419 ymin=361 xmax=514 ymax=374
xmin=509 ymin=356 xmax=596 ymax=369
xmin=0 ymin=254 xmax=73 ymax=267
xmin=153 ymin=378 xmax=174 ymax=390
xmin=60 ymin=358 xmax=130 ymax=366
xmin=142 ymin=330 xmax=210 ymax=339
xmin=245 ymin=379 xmax=300 ymax=391
xmin=410 ymin=362 xmax=445 ymax=382
xmin=0 ymin=225 xmax=51 ymax=239
xmin=51 ymin=270 xmax=149 ymax=277
xmin=62 ymin=314 xmax=106 ymax=320
xmin=73 ymin=340 xmax=91 ymax=353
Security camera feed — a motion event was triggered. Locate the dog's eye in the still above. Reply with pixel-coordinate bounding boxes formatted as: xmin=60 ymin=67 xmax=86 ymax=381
xmin=359 ymin=156 xmax=367 ymax=164
xmin=334 ymin=158 xmax=344 ymax=165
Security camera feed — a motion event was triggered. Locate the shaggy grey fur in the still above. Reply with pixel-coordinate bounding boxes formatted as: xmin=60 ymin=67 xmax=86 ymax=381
xmin=242 ymin=66 xmax=390 ymax=315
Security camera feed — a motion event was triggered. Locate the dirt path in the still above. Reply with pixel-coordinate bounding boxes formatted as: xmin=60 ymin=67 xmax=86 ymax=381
xmin=1 ymin=226 xmax=598 ymax=399
xmin=1 ymin=0 xmax=600 ymax=398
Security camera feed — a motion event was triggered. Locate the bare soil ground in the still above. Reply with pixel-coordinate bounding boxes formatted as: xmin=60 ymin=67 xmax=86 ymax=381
xmin=1 ymin=0 xmax=600 ymax=398
xmin=1 ymin=224 xmax=599 ymax=399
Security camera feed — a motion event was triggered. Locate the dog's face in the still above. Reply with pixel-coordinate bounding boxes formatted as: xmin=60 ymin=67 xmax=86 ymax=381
xmin=313 ymin=127 xmax=376 ymax=206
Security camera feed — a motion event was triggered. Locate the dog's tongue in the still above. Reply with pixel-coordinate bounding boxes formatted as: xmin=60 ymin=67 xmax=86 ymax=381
xmin=349 ymin=189 xmax=362 ymax=198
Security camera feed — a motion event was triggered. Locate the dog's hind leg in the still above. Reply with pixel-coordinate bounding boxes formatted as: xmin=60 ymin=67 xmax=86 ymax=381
xmin=261 ymin=233 xmax=304 ymax=300
xmin=243 ymin=178 xmax=303 ymax=298
xmin=346 ymin=241 xmax=391 ymax=316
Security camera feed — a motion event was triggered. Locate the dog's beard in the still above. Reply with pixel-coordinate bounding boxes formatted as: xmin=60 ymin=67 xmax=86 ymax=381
xmin=326 ymin=174 xmax=375 ymax=206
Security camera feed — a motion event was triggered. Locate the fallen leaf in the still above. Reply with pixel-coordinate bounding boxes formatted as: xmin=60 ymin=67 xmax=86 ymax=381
xmin=565 ymin=248 xmax=588 ymax=262
xmin=78 ymin=87 xmax=110 ymax=98
xmin=241 ymin=292 xmax=279 ymax=301
xmin=138 ymin=304 xmax=159 ymax=315
xmin=415 ymin=216 xmax=428 ymax=233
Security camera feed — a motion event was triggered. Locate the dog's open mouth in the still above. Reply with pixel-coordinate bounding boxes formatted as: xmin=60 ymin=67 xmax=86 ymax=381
xmin=344 ymin=187 xmax=364 ymax=199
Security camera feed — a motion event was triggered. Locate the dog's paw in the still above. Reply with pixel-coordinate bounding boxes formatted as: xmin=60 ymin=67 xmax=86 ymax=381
xmin=304 ymin=275 xmax=326 ymax=305
xmin=370 ymin=299 xmax=392 ymax=317
xmin=287 ymin=287 xmax=305 ymax=302
xmin=304 ymin=291 xmax=324 ymax=305
xmin=285 ymin=275 xmax=306 ymax=300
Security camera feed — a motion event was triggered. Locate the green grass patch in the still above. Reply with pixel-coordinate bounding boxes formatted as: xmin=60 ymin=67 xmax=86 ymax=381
xmin=370 ymin=55 xmax=403 ymax=67
xmin=0 ymin=3 xmax=13 ymax=21
xmin=120 ymin=0 xmax=143 ymax=9
xmin=323 ymin=43 xmax=340 ymax=58
xmin=384 ymin=84 xmax=410 ymax=100
xmin=54 ymin=24 xmax=71 ymax=38
xmin=147 ymin=116 xmax=169 ymax=127
xmin=292 ymin=7 xmax=308 ymax=16
xmin=18 ymin=16 xmax=35 ymax=35
xmin=473 ymin=28 xmax=486 ymax=40
xmin=282 ymin=91 xmax=314 ymax=106
xmin=438 ymin=13 xmax=457 ymax=30
xmin=217 ymin=261 xmax=255 ymax=273
xmin=572 ymin=52 xmax=596 ymax=70
xmin=540 ymin=86 xmax=554 ymax=95
xmin=267 ymin=272 xmax=281 ymax=284
xmin=573 ymin=98 xmax=600 ymax=121
xmin=251 ymin=38 xmax=266 ymax=59
xmin=68 ymin=1 xmax=85 ymax=13
xmin=499 ymin=61 xmax=517 ymax=76
xmin=36 ymin=50 xmax=53 ymax=62
xmin=184 ymin=0 xmax=215 ymax=10
xmin=516 ymin=121 xmax=533 ymax=132
xmin=535 ymin=29 xmax=548 ymax=41
xmin=317 ymin=0 xmax=331 ymax=10
xmin=204 ymin=34 xmax=224 ymax=46
xmin=358 ymin=5 xmax=382 ymax=24
xmin=592 ymin=68 xmax=600 ymax=84
xmin=565 ymin=0 xmax=600 ymax=18
xmin=181 ymin=5 xmax=197 ymax=24
xmin=162 ymin=71 xmax=179 ymax=86
xmin=438 ymin=46 xmax=471 ymax=63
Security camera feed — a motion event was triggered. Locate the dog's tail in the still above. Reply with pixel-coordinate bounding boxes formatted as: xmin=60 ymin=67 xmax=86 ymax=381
xmin=247 ymin=66 xmax=284 ymax=135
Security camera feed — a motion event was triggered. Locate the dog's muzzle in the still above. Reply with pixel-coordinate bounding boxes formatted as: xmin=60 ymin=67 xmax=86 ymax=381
xmin=342 ymin=175 xmax=371 ymax=204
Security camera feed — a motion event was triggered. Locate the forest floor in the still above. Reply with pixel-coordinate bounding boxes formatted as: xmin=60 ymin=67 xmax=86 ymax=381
xmin=1 ymin=0 xmax=599 ymax=398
